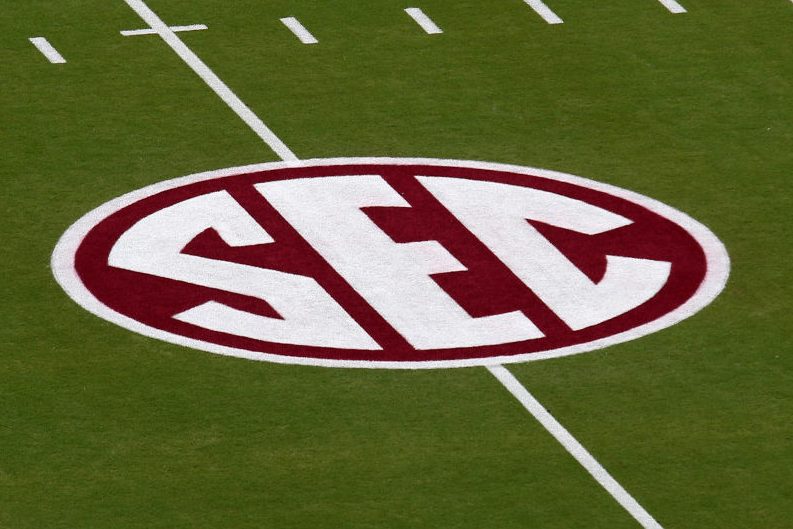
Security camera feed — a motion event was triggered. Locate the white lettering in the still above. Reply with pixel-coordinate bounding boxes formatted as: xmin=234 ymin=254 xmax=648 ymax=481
xmin=108 ymin=191 xmax=379 ymax=349
xmin=418 ymin=177 xmax=671 ymax=330
xmin=257 ymin=176 xmax=543 ymax=349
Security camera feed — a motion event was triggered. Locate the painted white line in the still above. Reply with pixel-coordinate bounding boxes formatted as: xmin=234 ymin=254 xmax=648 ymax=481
xmin=487 ymin=365 xmax=665 ymax=529
xmin=121 ymin=24 xmax=208 ymax=37
xmin=280 ymin=17 xmax=319 ymax=45
xmin=29 ymin=37 xmax=66 ymax=64
xmin=113 ymin=5 xmax=677 ymax=526
xmin=656 ymin=0 xmax=687 ymax=14
xmin=522 ymin=0 xmax=564 ymax=25
xmin=404 ymin=8 xmax=443 ymax=35
xmin=122 ymin=0 xmax=298 ymax=161
xmin=121 ymin=28 xmax=157 ymax=36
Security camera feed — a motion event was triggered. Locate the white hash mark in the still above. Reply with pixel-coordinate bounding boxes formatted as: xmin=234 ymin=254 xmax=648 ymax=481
xmin=280 ymin=17 xmax=319 ymax=44
xmin=29 ymin=37 xmax=66 ymax=64
xmin=404 ymin=8 xmax=443 ymax=35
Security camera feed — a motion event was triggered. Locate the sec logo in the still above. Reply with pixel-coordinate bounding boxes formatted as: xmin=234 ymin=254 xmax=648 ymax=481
xmin=51 ymin=158 xmax=729 ymax=368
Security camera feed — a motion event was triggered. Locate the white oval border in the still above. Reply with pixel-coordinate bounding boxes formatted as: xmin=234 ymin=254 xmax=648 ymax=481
xmin=51 ymin=158 xmax=730 ymax=369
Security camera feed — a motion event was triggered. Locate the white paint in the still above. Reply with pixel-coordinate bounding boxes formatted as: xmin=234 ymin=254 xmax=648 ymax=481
xmin=404 ymin=8 xmax=443 ymax=35
xmin=418 ymin=177 xmax=671 ymax=330
xmin=108 ymin=191 xmax=378 ymax=349
xmin=522 ymin=0 xmax=564 ymax=25
xmin=52 ymin=158 xmax=730 ymax=369
xmin=487 ymin=365 xmax=664 ymax=528
xmin=29 ymin=37 xmax=66 ymax=64
xmin=656 ymin=0 xmax=687 ymax=14
xmin=280 ymin=17 xmax=319 ymax=44
xmin=257 ymin=175 xmax=542 ymax=349
xmin=121 ymin=0 xmax=298 ymax=161
xmin=56 ymin=7 xmax=717 ymax=526
xmin=121 ymin=24 xmax=208 ymax=37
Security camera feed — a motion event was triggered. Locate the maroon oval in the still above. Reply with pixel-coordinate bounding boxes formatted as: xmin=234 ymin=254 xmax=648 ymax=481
xmin=64 ymin=160 xmax=716 ymax=366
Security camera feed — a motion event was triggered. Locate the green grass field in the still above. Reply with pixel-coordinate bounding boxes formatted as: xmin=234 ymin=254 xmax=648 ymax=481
xmin=2 ymin=1 xmax=792 ymax=528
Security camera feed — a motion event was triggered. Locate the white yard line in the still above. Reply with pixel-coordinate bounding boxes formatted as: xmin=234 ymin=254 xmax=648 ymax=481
xmin=487 ymin=365 xmax=665 ymax=529
xmin=121 ymin=24 xmax=208 ymax=36
xmin=280 ymin=17 xmax=319 ymax=45
xmin=118 ymin=2 xmax=666 ymax=526
xmin=29 ymin=37 xmax=66 ymax=64
xmin=522 ymin=0 xmax=564 ymax=25
xmin=122 ymin=0 xmax=298 ymax=161
xmin=404 ymin=8 xmax=443 ymax=35
xmin=656 ymin=0 xmax=687 ymax=14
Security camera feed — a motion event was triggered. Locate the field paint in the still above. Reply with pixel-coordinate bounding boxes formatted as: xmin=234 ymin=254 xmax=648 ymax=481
xmin=404 ymin=8 xmax=443 ymax=35
xmin=100 ymin=4 xmax=721 ymax=525
xmin=487 ymin=365 xmax=665 ymax=529
xmin=29 ymin=37 xmax=66 ymax=64
xmin=656 ymin=0 xmax=686 ymax=14
xmin=280 ymin=17 xmax=319 ymax=44
xmin=121 ymin=24 xmax=208 ymax=36
xmin=121 ymin=0 xmax=298 ymax=161
xmin=55 ymin=158 xmax=730 ymax=368
xmin=522 ymin=0 xmax=564 ymax=25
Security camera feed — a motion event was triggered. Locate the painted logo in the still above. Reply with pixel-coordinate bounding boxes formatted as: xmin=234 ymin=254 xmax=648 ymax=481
xmin=52 ymin=158 xmax=729 ymax=368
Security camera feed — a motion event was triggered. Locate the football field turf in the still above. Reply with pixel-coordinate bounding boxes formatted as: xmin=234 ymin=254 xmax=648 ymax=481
xmin=2 ymin=1 xmax=792 ymax=528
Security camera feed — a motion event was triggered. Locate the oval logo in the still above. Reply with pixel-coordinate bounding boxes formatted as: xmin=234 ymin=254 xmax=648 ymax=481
xmin=52 ymin=158 xmax=729 ymax=368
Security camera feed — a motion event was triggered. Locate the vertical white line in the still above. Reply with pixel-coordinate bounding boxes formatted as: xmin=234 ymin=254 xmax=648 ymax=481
xmin=656 ymin=0 xmax=687 ymax=14
xmin=522 ymin=0 xmax=564 ymax=25
xmin=121 ymin=0 xmax=298 ymax=161
xmin=115 ymin=5 xmax=664 ymax=527
xmin=487 ymin=365 xmax=665 ymax=529
xmin=404 ymin=8 xmax=443 ymax=35
xmin=29 ymin=37 xmax=67 ymax=64
xmin=280 ymin=17 xmax=319 ymax=44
